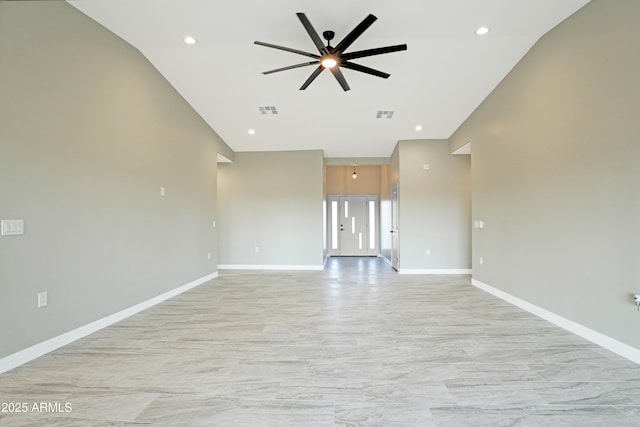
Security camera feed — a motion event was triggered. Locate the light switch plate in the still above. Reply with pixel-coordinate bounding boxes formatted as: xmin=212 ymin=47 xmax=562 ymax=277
xmin=1 ymin=219 xmax=24 ymax=236
xmin=37 ymin=291 xmax=48 ymax=308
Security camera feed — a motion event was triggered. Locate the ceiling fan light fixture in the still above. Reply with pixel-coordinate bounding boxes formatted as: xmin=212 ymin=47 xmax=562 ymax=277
xmin=352 ymin=165 xmax=357 ymax=179
xmin=321 ymin=56 xmax=338 ymax=69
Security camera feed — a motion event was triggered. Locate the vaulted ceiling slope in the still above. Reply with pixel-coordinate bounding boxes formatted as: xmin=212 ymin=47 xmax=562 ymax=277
xmin=67 ymin=0 xmax=590 ymax=157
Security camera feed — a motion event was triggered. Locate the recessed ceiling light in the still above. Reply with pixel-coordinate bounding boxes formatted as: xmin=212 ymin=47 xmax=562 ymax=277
xmin=184 ymin=36 xmax=197 ymax=45
xmin=415 ymin=125 xmax=423 ymax=131
xmin=476 ymin=27 xmax=489 ymax=36
xmin=248 ymin=129 xmax=255 ymax=135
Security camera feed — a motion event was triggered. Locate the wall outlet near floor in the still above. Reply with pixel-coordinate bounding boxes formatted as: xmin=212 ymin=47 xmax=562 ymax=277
xmin=37 ymin=291 xmax=48 ymax=308
xmin=255 ymin=246 xmax=260 ymax=253
xmin=426 ymin=249 xmax=431 ymax=256
xmin=207 ymin=252 xmax=211 ymax=260
xmin=160 ymin=187 xmax=165 ymax=197
xmin=479 ymin=257 xmax=484 ymax=265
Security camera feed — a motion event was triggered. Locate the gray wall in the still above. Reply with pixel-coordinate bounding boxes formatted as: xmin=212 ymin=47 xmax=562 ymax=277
xmin=0 ymin=2 xmax=231 ymax=358
xmin=217 ymin=151 xmax=324 ymax=267
xmin=397 ymin=140 xmax=471 ymax=271
xmin=449 ymin=0 xmax=640 ymax=348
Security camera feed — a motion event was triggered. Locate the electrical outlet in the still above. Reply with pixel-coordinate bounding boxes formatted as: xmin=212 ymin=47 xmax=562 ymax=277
xmin=426 ymin=249 xmax=431 ymax=256
xmin=160 ymin=187 xmax=165 ymax=197
xmin=479 ymin=257 xmax=484 ymax=265
xmin=255 ymin=246 xmax=260 ymax=253
xmin=207 ymin=252 xmax=211 ymax=260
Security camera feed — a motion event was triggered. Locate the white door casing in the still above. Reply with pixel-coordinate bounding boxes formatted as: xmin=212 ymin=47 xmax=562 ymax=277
xmin=390 ymin=184 xmax=399 ymax=270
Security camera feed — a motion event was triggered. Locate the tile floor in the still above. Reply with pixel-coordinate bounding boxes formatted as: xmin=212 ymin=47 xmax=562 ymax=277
xmin=1 ymin=257 xmax=640 ymax=426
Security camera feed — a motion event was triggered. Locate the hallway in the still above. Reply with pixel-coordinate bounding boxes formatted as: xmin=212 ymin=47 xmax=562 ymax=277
xmin=1 ymin=258 xmax=640 ymax=425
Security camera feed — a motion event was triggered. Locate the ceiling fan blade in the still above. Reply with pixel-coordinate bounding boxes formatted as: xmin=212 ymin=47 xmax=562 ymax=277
xmin=296 ymin=13 xmax=328 ymax=55
xmin=341 ymin=44 xmax=407 ymax=61
xmin=254 ymin=41 xmax=319 ymax=59
xmin=341 ymin=61 xmax=390 ymax=79
xmin=262 ymin=61 xmax=319 ymax=75
xmin=300 ymin=65 xmax=324 ymax=90
xmin=329 ymin=67 xmax=351 ymax=91
xmin=334 ymin=14 xmax=377 ymax=53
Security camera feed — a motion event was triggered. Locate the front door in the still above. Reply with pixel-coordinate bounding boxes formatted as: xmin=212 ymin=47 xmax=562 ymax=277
xmin=328 ymin=195 xmax=378 ymax=256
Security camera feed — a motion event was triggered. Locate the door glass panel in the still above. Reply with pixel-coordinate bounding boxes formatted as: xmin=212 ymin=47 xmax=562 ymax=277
xmin=331 ymin=201 xmax=338 ymax=250
xmin=344 ymin=201 xmax=349 ymax=219
xmin=369 ymin=200 xmax=375 ymax=249
xmin=352 ymin=216 xmax=356 ymax=234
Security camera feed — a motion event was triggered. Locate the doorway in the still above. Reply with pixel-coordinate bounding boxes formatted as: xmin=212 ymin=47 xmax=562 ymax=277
xmin=328 ymin=195 xmax=378 ymax=256
xmin=390 ymin=184 xmax=399 ymax=270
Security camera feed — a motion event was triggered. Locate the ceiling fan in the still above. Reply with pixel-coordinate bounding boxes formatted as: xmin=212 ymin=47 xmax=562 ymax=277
xmin=255 ymin=13 xmax=407 ymax=91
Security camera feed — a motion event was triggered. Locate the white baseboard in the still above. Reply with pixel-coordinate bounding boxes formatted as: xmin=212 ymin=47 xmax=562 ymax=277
xmin=0 ymin=272 xmax=218 ymax=374
xmin=218 ymin=264 xmax=324 ymax=271
xmin=472 ymin=278 xmax=640 ymax=365
xmin=378 ymin=254 xmax=393 ymax=267
xmin=399 ymin=268 xmax=472 ymax=275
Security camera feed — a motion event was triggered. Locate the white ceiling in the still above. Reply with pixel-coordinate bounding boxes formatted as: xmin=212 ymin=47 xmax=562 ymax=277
xmin=67 ymin=0 xmax=590 ymax=158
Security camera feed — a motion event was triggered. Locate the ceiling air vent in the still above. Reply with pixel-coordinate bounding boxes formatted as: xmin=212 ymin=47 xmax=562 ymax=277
xmin=259 ymin=106 xmax=278 ymax=115
xmin=376 ymin=110 xmax=394 ymax=119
